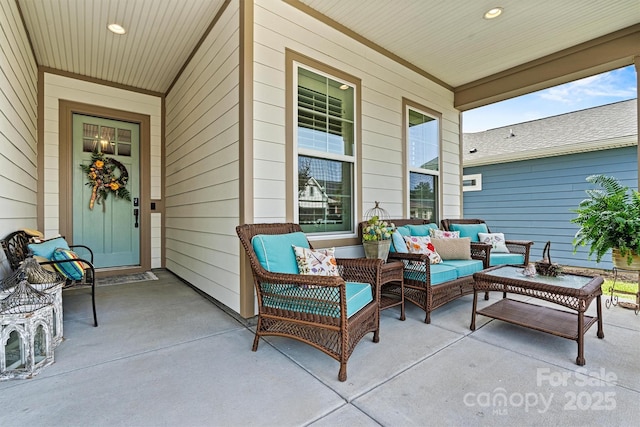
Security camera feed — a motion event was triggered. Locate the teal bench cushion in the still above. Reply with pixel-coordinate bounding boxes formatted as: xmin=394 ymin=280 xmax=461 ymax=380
xmin=390 ymin=224 xmax=439 ymax=253
xmin=28 ymin=236 xmax=70 ymax=259
xmin=51 ymin=248 xmax=85 ymax=280
xmin=404 ymin=263 xmax=458 ymax=285
xmin=252 ymin=232 xmax=309 ymax=273
xmin=262 ymin=281 xmax=373 ymax=318
xmin=440 ymin=259 xmax=484 ymax=278
xmin=489 ymin=253 xmax=525 ymax=266
xmin=406 ymin=223 xmax=439 ymax=236
xmin=429 ymin=263 xmax=459 ymax=285
xmin=448 ymin=224 xmax=489 ymax=242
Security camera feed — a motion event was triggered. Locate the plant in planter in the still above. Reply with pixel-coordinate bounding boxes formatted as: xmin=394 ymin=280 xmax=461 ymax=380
xmin=362 ymin=216 xmax=395 ymax=261
xmin=571 ymin=174 xmax=640 ymax=268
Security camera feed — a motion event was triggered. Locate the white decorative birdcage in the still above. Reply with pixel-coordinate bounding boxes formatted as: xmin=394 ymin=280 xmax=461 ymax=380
xmin=1 ymin=277 xmax=55 ymax=380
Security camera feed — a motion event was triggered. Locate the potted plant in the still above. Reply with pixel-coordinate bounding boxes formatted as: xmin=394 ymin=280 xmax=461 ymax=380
xmin=571 ymin=174 xmax=640 ymax=269
xmin=362 ymin=216 xmax=395 ymax=261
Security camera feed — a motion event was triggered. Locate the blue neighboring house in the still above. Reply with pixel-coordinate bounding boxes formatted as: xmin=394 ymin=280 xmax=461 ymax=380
xmin=462 ymin=99 xmax=638 ymax=270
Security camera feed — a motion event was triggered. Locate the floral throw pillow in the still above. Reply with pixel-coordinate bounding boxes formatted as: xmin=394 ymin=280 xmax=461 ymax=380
xmin=478 ymin=232 xmax=510 ymax=253
xmin=429 ymin=229 xmax=460 ymax=239
xmin=403 ymin=236 xmax=442 ymax=264
xmin=292 ymin=246 xmax=340 ymax=276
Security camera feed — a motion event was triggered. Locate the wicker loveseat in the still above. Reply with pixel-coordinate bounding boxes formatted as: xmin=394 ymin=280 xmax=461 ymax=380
xmin=441 ymin=219 xmax=533 ymax=267
xmin=236 ymin=223 xmax=383 ymax=382
xmin=361 ymin=219 xmax=489 ymax=324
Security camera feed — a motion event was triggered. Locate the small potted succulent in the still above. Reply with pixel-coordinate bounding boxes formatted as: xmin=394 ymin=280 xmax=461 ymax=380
xmin=571 ymin=174 xmax=640 ymax=269
xmin=362 ymin=215 xmax=395 ymax=261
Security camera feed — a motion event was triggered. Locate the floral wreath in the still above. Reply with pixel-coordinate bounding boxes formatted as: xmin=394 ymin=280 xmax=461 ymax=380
xmin=80 ymin=151 xmax=131 ymax=210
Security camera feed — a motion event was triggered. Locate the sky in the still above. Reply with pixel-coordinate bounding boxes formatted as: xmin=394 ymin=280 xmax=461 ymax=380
xmin=462 ymin=65 xmax=637 ymax=133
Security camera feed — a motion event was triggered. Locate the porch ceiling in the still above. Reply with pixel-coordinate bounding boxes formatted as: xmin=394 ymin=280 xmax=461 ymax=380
xmin=17 ymin=0 xmax=640 ymax=100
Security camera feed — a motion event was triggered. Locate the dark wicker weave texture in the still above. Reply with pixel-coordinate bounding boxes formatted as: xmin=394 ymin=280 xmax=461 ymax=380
xmin=236 ymin=223 xmax=382 ymax=382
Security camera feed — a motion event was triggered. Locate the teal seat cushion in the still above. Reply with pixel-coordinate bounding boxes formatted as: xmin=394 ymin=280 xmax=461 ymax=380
xmin=252 ymin=232 xmax=309 ymax=273
xmin=429 ymin=263 xmax=460 ymax=285
xmin=28 ymin=236 xmax=70 ymax=259
xmin=441 ymin=259 xmax=484 ymax=278
xmin=262 ymin=281 xmax=373 ymax=318
xmin=448 ymin=224 xmax=489 ymax=242
xmin=489 ymin=253 xmax=525 ymax=266
xmin=406 ymin=223 xmax=439 ymax=236
xmin=404 ymin=263 xmax=458 ymax=285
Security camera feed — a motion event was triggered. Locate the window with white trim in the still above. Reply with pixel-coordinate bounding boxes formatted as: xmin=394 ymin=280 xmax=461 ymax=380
xmin=296 ymin=66 xmax=355 ymax=234
xmin=407 ymin=106 xmax=440 ymax=222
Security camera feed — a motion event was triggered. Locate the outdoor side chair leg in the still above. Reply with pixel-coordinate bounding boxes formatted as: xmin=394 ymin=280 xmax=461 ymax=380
xmin=87 ymin=265 xmax=98 ymax=327
xmin=92 ymin=283 xmax=98 ymax=327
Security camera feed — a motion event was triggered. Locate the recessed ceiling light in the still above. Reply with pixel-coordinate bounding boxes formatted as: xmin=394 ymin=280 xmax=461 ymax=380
xmin=107 ymin=23 xmax=126 ymax=35
xmin=483 ymin=7 xmax=503 ymax=19
xmin=339 ymin=84 xmax=349 ymax=90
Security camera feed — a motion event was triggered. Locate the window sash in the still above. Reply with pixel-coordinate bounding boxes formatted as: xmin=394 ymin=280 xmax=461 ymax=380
xmin=295 ymin=65 xmax=356 ymax=234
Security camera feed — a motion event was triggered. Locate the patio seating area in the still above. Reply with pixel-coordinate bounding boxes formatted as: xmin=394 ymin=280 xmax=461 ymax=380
xmin=1 ymin=269 xmax=638 ymax=426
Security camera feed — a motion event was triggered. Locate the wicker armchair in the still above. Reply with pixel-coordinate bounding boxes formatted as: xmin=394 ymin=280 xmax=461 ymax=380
xmin=1 ymin=230 xmax=98 ymax=327
xmin=236 ymin=223 xmax=382 ymax=382
xmin=441 ymin=219 xmax=533 ymax=266
xmin=360 ymin=219 xmax=489 ymax=324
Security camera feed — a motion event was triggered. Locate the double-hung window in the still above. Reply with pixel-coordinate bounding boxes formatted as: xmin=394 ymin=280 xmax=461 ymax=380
xmin=406 ymin=105 xmax=440 ymax=222
xmin=295 ymin=66 xmax=355 ymax=234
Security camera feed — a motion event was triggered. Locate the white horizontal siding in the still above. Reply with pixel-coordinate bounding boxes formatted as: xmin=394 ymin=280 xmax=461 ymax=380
xmin=254 ymin=0 xmax=460 ymax=223
xmin=164 ymin=2 xmax=241 ymax=312
xmin=0 ymin=1 xmax=38 ymax=277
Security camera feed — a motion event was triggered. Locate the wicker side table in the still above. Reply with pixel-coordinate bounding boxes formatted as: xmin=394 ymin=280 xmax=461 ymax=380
xmin=379 ymin=261 xmax=405 ymax=320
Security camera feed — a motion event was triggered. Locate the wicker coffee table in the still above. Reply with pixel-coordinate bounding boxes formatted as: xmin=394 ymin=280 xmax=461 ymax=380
xmin=471 ymin=265 xmax=604 ymax=365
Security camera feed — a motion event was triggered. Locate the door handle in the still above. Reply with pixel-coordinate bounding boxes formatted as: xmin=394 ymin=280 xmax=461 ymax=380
xmin=134 ymin=208 xmax=139 ymax=228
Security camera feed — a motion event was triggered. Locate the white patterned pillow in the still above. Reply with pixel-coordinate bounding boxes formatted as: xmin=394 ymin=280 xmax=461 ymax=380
xmin=292 ymin=246 xmax=340 ymax=276
xmin=403 ymin=236 xmax=442 ymax=264
xmin=429 ymin=229 xmax=460 ymax=239
xmin=478 ymin=232 xmax=510 ymax=253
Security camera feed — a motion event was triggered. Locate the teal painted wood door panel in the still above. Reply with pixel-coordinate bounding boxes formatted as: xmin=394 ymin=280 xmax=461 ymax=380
xmin=73 ymin=114 xmax=140 ymax=268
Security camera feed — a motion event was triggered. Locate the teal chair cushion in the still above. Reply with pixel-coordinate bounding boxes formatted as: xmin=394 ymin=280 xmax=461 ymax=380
xmin=406 ymin=223 xmax=439 ymax=236
xmin=251 ymin=232 xmax=309 ymax=273
xmin=28 ymin=236 xmax=70 ymax=259
xmin=440 ymin=259 xmax=484 ymax=278
xmin=489 ymin=253 xmax=525 ymax=266
xmin=262 ymin=281 xmax=373 ymax=318
xmin=448 ymin=224 xmax=489 ymax=242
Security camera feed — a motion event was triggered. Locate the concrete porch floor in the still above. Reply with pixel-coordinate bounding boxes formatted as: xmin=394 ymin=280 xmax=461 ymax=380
xmin=1 ymin=269 xmax=638 ymax=427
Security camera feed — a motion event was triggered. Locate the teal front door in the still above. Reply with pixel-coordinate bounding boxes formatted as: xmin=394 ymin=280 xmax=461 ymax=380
xmin=73 ymin=114 xmax=140 ymax=268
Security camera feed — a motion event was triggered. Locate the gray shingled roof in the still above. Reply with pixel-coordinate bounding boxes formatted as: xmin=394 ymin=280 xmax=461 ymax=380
xmin=463 ymin=99 xmax=637 ymax=167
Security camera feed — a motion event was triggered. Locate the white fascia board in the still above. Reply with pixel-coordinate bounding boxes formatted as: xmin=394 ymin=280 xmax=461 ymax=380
xmin=464 ymin=135 xmax=637 ymax=167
